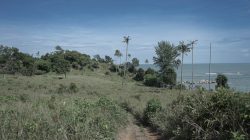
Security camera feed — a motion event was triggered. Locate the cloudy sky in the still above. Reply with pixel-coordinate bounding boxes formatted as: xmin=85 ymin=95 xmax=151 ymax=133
xmin=0 ymin=0 xmax=250 ymax=63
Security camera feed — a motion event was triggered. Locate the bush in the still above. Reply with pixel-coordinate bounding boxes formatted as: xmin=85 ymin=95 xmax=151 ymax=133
xmin=128 ymin=64 xmax=136 ymax=73
xmin=161 ymin=68 xmax=177 ymax=85
xmin=144 ymin=74 xmax=159 ymax=87
xmin=91 ymin=62 xmax=99 ymax=69
xmin=133 ymin=68 xmax=144 ymax=81
xmin=216 ymin=74 xmax=229 ymax=89
xmin=144 ymin=90 xmax=250 ymax=139
xmin=69 ymin=83 xmax=78 ymax=93
xmin=35 ymin=60 xmax=51 ymax=73
xmin=143 ymin=99 xmax=162 ymax=125
xmin=109 ymin=64 xmax=118 ymax=72
xmin=145 ymin=68 xmax=155 ymax=75
xmin=174 ymin=83 xmax=186 ymax=90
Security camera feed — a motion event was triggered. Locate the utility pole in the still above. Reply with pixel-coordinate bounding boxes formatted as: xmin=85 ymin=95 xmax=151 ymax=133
xmin=209 ymin=43 xmax=211 ymax=91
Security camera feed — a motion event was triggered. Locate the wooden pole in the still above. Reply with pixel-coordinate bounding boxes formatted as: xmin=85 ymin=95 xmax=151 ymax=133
xmin=209 ymin=43 xmax=211 ymax=91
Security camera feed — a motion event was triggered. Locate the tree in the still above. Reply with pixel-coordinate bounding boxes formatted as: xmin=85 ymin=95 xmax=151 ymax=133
xmin=132 ymin=58 xmax=139 ymax=67
xmin=123 ymin=36 xmax=131 ymax=78
xmin=53 ymin=57 xmax=70 ymax=78
xmin=189 ymin=40 xmax=198 ymax=88
xmin=55 ymin=45 xmax=63 ymax=52
xmin=215 ymin=74 xmax=229 ymax=89
xmin=153 ymin=41 xmax=180 ymax=72
xmin=133 ymin=68 xmax=144 ymax=81
xmin=105 ymin=55 xmax=113 ymax=64
xmin=128 ymin=54 xmax=131 ymax=62
xmin=35 ymin=60 xmax=51 ymax=73
xmin=153 ymin=41 xmax=180 ymax=86
xmin=177 ymin=41 xmax=191 ymax=92
xmin=145 ymin=59 xmax=149 ymax=64
xmin=93 ymin=54 xmax=105 ymax=63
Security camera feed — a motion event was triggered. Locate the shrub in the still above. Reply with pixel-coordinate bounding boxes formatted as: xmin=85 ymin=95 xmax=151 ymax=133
xmin=143 ymin=99 xmax=162 ymax=125
xmin=174 ymin=83 xmax=186 ymax=90
xmin=161 ymin=68 xmax=176 ymax=85
xmin=128 ymin=64 xmax=136 ymax=73
xmin=145 ymin=68 xmax=155 ymax=75
xmin=133 ymin=68 xmax=144 ymax=81
xmin=69 ymin=83 xmax=78 ymax=93
xmin=105 ymin=71 xmax=110 ymax=75
xmin=144 ymin=90 xmax=250 ymax=139
xmin=109 ymin=64 xmax=118 ymax=72
xmin=144 ymin=74 xmax=159 ymax=87
xmin=35 ymin=60 xmax=51 ymax=73
xmin=57 ymin=84 xmax=68 ymax=94
xmin=216 ymin=74 xmax=229 ymax=89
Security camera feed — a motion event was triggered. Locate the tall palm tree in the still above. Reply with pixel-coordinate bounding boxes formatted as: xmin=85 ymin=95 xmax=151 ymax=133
xmin=123 ymin=36 xmax=131 ymax=78
xmin=189 ymin=40 xmax=198 ymax=89
xmin=128 ymin=54 xmax=131 ymax=62
xmin=114 ymin=49 xmax=122 ymax=73
xmin=177 ymin=41 xmax=191 ymax=93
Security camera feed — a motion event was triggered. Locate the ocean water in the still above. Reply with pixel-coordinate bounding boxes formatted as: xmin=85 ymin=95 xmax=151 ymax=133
xmin=140 ymin=63 xmax=250 ymax=92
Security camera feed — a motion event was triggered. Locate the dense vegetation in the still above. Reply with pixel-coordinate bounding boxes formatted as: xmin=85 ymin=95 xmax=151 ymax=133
xmin=0 ymin=43 xmax=250 ymax=140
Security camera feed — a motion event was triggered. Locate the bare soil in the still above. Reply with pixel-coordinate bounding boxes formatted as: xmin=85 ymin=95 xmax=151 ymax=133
xmin=117 ymin=114 xmax=161 ymax=140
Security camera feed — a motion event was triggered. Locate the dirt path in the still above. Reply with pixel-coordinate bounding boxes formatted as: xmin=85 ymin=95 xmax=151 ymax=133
xmin=116 ymin=114 xmax=161 ymax=140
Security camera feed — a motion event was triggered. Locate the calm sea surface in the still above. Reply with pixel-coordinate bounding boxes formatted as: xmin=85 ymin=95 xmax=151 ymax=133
xmin=140 ymin=63 xmax=250 ymax=92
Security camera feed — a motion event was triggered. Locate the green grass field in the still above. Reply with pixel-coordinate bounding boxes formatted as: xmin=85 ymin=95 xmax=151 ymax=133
xmin=0 ymin=65 xmax=249 ymax=139
xmin=0 ymin=66 xmax=182 ymax=140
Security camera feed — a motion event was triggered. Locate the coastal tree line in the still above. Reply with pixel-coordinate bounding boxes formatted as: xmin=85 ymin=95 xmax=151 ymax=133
xmin=0 ymin=39 xmax=229 ymax=90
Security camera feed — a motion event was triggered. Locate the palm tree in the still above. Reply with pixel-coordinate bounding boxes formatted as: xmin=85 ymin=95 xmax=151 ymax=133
xmin=123 ymin=36 xmax=131 ymax=78
xmin=128 ymin=54 xmax=131 ymax=62
xmin=189 ymin=40 xmax=198 ymax=89
xmin=177 ymin=41 xmax=191 ymax=93
xmin=114 ymin=50 xmax=122 ymax=72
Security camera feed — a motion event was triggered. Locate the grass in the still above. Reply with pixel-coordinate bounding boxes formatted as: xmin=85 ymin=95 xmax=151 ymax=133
xmin=1 ymin=65 xmax=248 ymax=139
xmin=0 ymin=67 xmax=181 ymax=140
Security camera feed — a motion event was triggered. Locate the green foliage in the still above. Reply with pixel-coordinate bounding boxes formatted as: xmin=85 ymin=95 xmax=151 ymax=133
xmin=174 ymin=83 xmax=187 ymax=90
xmin=127 ymin=63 xmax=136 ymax=73
xmin=0 ymin=97 xmax=127 ymax=140
xmin=143 ymin=99 xmax=162 ymax=124
xmin=35 ymin=60 xmax=51 ymax=73
xmin=143 ymin=90 xmax=250 ymax=139
xmin=161 ymin=68 xmax=177 ymax=85
xmin=104 ymin=55 xmax=113 ymax=64
xmin=132 ymin=57 xmax=139 ymax=67
xmin=0 ymin=45 xmax=35 ymax=76
xmin=216 ymin=74 xmax=229 ymax=89
xmin=145 ymin=67 xmax=155 ymax=75
xmin=52 ymin=57 xmax=70 ymax=78
xmin=109 ymin=64 xmax=118 ymax=72
xmin=144 ymin=74 xmax=159 ymax=87
xmin=69 ymin=83 xmax=78 ymax=93
xmin=153 ymin=41 xmax=180 ymax=72
xmin=133 ymin=68 xmax=144 ymax=81
xmin=57 ymin=83 xmax=79 ymax=94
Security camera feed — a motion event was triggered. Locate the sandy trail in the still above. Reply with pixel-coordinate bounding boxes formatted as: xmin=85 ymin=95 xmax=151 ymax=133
xmin=117 ymin=115 xmax=161 ymax=140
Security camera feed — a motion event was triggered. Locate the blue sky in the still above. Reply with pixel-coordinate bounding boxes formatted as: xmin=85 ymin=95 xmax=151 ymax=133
xmin=0 ymin=0 xmax=250 ymax=63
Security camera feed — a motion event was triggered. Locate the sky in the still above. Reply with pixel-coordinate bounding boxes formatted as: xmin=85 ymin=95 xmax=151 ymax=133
xmin=0 ymin=0 xmax=250 ymax=64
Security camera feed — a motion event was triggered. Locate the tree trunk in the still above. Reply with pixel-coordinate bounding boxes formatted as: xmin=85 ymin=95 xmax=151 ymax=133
xmin=180 ymin=53 xmax=184 ymax=94
xmin=64 ymin=73 xmax=66 ymax=78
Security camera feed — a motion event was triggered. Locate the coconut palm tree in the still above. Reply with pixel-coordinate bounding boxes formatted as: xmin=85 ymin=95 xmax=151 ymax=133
xmin=114 ymin=50 xmax=122 ymax=72
xmin=177 ymin=41 xmax=191 ymax=93
xmin=123 ymin=36 xmax=131 ymax=78
xmin=189 ymin=40 xmax=198 ymax=89
xmin=128 ymin=54 xmax=131 ymax=62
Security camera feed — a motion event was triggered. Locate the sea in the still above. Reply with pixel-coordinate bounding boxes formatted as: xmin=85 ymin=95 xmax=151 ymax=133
xmin=140 ymin=63 xmax=250 ymax=92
